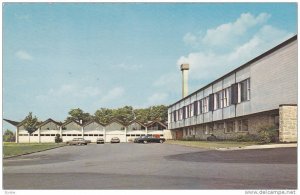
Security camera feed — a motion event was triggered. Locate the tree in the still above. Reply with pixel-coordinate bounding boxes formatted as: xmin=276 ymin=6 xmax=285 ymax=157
xmin=23 ymin=112 xmax=38 ymax=143
xmin=114 ymin=106 xmax=135 ymax=124
xmin=3 ymin=129 xmax=15 ymax=142
xmin=94 ymin=108 xmax=114 ymax=124
xmin=66 ymin=108 xmax=92 ymax=124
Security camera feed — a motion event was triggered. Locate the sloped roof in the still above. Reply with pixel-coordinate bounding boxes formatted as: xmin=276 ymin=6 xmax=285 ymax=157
xmin=83 ymin=119 xmax=105 ymax=127
xmin=106 ymin=118 xmax=126 ymax=126
xmin=61 ymin=119 xmax=82 ymax=127
xmin=126 ymin=119 xmax=147 ymax=128
xmin=146 ymin=120 xmax=167 ymax=128
xmin=3 ymin=119 xmax=20 ymax=126
xmin=38 ymin=118 xmax=62 ymax=128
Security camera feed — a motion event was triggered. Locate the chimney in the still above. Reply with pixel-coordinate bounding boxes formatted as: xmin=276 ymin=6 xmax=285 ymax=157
xmin=181 ymin=63 xmax=189 ymax=98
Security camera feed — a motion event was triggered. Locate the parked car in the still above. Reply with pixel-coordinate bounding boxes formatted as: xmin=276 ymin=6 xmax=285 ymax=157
xmin=96 ymin=138 xmax=104 ymax=144
xmin=110 ymin=137 xmax=120 ymax=143
xmin=134 ymin=135 xmax=165 ymax=144
xmin=66 ymin=138 xmax=88 ymax=145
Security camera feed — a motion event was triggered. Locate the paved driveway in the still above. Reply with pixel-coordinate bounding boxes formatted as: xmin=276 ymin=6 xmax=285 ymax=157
xmin=3 ymin=143 xmax=297 ymax=189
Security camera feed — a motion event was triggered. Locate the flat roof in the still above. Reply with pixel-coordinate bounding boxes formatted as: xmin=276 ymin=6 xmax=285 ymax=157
xmin=169 ymin=34 xmax=297 ymax=108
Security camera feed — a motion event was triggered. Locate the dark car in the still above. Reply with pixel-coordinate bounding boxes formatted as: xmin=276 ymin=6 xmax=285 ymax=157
xmin=96 ymin=138 xmax=104 ymax=144
xmin=110 ymin=137 xmax=120 ymax=143
xmin=134 ymin=135 xmax=165 ymax=144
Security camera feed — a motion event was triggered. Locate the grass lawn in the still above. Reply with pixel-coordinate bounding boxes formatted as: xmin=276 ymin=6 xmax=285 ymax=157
xmin=3 ymin=142 xmax=65 ymax=158
xmin=165 ymin=140 xmax=260 ymax=149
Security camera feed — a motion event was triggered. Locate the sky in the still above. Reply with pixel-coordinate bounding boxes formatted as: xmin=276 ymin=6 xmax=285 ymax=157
xmin=3 ymin=3 xmax=297 ymax=131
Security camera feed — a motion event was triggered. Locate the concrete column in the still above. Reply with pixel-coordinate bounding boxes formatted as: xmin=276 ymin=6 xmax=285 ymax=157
xmin=125 ymin=127 xmax=127 ymax=142
xmin=16 ymin=127 xmax=19 ymax=143
xmin=145 ymin=127 xmax=148 ymax=135
xmin=181 ymin=64 xmax=189 ymax=98
xmin=104 ymin=128 xmax=106 ymax=142
xmin=81 ymin=127 xmax=84 ymax=138
xmin=38 ymin=128 xmax=41 ymax=143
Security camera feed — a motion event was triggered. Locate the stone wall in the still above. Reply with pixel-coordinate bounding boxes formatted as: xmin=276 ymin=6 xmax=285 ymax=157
xmin=279 ymin=105 xmax=297 ymax=142
xmin=180 ymin=110 xmax=280 ymax=140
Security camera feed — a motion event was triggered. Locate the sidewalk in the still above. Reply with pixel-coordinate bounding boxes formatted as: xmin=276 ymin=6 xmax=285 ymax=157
xmin=216 ymin=143 xmax=297 ymax=151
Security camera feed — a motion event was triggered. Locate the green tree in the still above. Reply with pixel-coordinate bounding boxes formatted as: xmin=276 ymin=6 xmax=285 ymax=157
xmin=148 ymin=105 xmax=168 ymax=122
xmin=3 ymin=129 xmax=15 ymax=142
xmin=66 ymin=108 xmax=92 ymax=124
xmin=23 ymin=112 xmax=38 ymax=143
xmin=114 ymin=106 xmax=135 ymax=124
xmin=94 ymin=108 xmax=114 ymax=124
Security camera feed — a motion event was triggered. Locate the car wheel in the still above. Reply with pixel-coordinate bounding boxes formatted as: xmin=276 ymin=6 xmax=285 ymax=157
xmin=160 ymin=140 xmax=164 ymax=143
xmin=143 ymin=140 xmax=148 ymax=144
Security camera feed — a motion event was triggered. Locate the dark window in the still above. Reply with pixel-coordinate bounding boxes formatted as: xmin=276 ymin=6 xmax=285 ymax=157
xmin=194 ymin=101 xmax=198 ymax=116
xmin=51 ymin=134 xmax=55 ymax=136
xmin=183 ymin=106 xmax=186 ymax=119
xmin=199 ymin=100 xmax=202 ymax=114
xmin=238 ymin=119 xmax=248 ymax=131
xmin=45 ymin=134 xmax=50 ymax=136
xmin=231 ymin=83 xmax=238 ymax=104
xmin=99 ymin=134 xmax=103 ymax=136
xmin=126 ymin=134 xmax=130 ymax=136
xmin=173 ymin=111 xmax=176 ymax=122
xmin=209 ymin=94 xmax=214 ymax=111
xmin=226 ymin=121 xmax=235 ymax=133
xmin=84 ymin=134 xmax=89 ymax=136
xmin=62 ymin=134 xmax=66 ymax=136
xmin=160 ymin=134 xmax=164 ymax=136
xmin=217 ymin=123 xmax=224 ymax=130
xmin=94 ymin=134 xmax=98 ymax=136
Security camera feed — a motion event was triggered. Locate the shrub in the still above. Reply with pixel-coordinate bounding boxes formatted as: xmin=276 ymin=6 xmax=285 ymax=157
xmin=258 ymin=126 xmax=279 ymax=144
xmin=236 ymin=133 xmax=260 ymax=142
xmin=55 ymin=134 xmax=63 ymax=143
xmin=207 ymin=134 xmax=217 ymax=141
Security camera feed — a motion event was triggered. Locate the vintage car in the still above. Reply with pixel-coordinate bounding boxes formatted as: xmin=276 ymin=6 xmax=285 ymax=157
xmin=134 ymin=135 xmax=165 ymax=144
xmin=96 ymin=138 xmax=105 ymax=144
xmin=110 ymin=137 xmax=120 ymax=143
xmin=66 ymin=138 xmax=88 ymax=145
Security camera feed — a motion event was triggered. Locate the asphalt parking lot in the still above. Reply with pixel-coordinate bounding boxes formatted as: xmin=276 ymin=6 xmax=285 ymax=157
xmin=3 ymin=143 xmax=297 ymax=189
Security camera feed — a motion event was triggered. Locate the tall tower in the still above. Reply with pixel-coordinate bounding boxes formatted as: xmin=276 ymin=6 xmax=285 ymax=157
xmin=181 ymin=63 xmax=189 ymax=98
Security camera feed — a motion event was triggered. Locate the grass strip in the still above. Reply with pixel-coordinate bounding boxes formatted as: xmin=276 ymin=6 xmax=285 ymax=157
xmin=165 ymin=140 xmax=259 ymax=149
xmin=3 ymin=143 xmax=65 ymax=158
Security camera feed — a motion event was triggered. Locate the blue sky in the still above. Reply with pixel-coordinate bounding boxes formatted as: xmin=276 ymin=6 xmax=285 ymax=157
xmin=3 ymin=3 xmax=297 ymax=130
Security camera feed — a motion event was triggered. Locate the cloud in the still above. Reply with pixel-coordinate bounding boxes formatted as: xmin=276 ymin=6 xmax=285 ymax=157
xmin=15 ymin=50 xmax=33 ymax=61
xmin=36 ymin=84 xmax=103 ymax=104
xmin=146 ymin=92 xmax=168 ymax=106
xmin=153 ymin=72 xmax=180 ymax=89
xmin=177 ymin=13 xmax=294 ymax=81
xmin=98 ymin=87 xmax=125 ymax=104
xmin=184 ymin=13 xmax=271 ymax=49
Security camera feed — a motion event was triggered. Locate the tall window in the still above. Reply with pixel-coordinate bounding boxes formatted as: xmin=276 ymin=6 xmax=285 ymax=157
xmin=214 ymin=91 xmax=223 ymax=110
xmin=198 ymin=100 xmax=202 ymax=114
xmin=203 ymin=98 xmax=208 ymax=113
xmin=179 ymin=108 xmax=183 ymax=120
xmin=239 ymin=78 xmax=250 ymax=102
xmin=223 ymin=88 xmax=231 ymax=107
xmin=190 ymin=104 xmax=194 ymax=117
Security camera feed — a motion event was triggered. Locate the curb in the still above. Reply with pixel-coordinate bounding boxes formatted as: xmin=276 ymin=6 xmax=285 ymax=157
xmin=216 ymin=143 xmax=297 ymax=151
xmin=3 ymin=144 xmax=66 ymax=159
